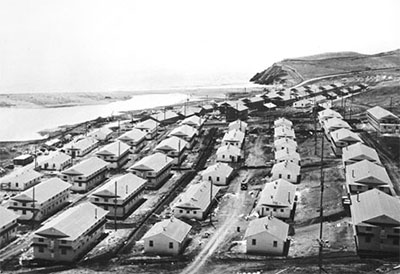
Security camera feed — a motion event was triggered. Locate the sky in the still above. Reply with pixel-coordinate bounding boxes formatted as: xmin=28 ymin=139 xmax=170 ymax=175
xmin=0 ymin=0 xmax=399 ymax=93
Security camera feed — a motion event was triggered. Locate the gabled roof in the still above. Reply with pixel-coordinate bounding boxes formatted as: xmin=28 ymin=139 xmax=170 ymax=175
xmin=174 ymin=181 xmax=220 ymax=211
xmin=39 ymin=152 xmax=71 ymax=166
xmin=62 ymin=157 xmax=108 ymax=177
xmin=330 ymin=128 xmax=362 ymax=143
xmin=89 ymin=127 xmax=113 ymax=139
xmin=318 ymin=109 xmax=343 ymax=120
xmin=274 ymin=126 xmax=295 ymax=138
xmin=14 ymin=154 xmax=32 ymax=161
xmin=346 ymin=160 xmax=392 ymax=186
xmin=323 ymin=118 xmax=351 ymax=131
xmin=0 ymin=207 xmax=18 ymax=228
xmin=65 ymin=137 xmax=98 ymax=151
xmin=350 ymin=189 xmax=400 ymax=226
xmin=274 ymin=138 xmax=298 ymax=150
xmin=264 ymin=102 xmax=277 ymax=109
xmin=0 ymin=168 xmax=42 ymax=184
xmin=135 ymin=119 xmax=160 ymax=131
xmin=248 ymin=96 xmax=264 ymax=103
xmin=342 ymin=143 xmax=381 ymax=165
xmin=202 ymin=162 xmax=234 ymax=178
xmin=151 ymin=110 xmax=180 ymax=122
xmin=271 ymin=161 xmax=300 ymax=175
xmin=216 ymin=145 xmax=241 ymax=156
xmin=257 ymin=179 xmax=296 ymax=208
xmin=35 ymin=202 xmax=108 ymax=241
xmin=221 ymin=101 xmax=248 ymax=111
xmin=181 ymin=115 xmax=204 ymax=127
xmin=169 ymin=125 xmax=198 ymax=139
xmin=91 ymin=173 xmax=146 ymax=200
xmin=275 ymin=148 xmax=300 ymax=162
xmin=228 ymin=120 xmax=248 ymax=132
xmin=244 ymin=216 xmax=289 ymax=241
xmin=274 ymin=118 xmax=293 ymax=128
xmin=155 ymin=136 xmax=188 ymax=153
xmin=96 ymin=141 xmax=130 ymax=157
xmin=129 ymin=152 xmax=174 ymax=172
xmin=367 ymin=106 xmax=399 ymax=121
xmin=118 ymin=128 xmax=147 ymax=143
xmin=178 ymin=106 xmax=202 ymax=117
xmin=142 ymin=218 xmax=191 ymax=243
xmin=222 ymin=129 xmax=245 ymax=144
xmin=11 ymin=178 xmax=70 ymax=204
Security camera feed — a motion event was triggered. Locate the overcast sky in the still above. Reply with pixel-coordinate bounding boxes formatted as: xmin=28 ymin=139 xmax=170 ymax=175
xmin=0 ymin=0 xmax=399 ymax=93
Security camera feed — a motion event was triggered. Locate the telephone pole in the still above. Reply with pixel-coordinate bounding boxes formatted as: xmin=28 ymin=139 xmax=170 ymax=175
xmin=318 ymin=132 xmax=326 ymax=274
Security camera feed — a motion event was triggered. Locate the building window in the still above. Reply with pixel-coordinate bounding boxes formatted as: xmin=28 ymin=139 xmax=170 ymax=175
xmin=252 ymin=239 xmax=256 ymax=246
xmin=169 ymin=242 xmax=173 ymax=249
xmin=278 ymin=174 xmax=282 ymax=179
xmin=38 ymin=238 xmax=44 ymax=242
xmin=187 ymin=210 xmax=190 ymax=214
xmin=366 ymin=227 xmax=372 ymax=231
xmin=280 ymin=209 xmax=284 ymax=212
xmin=208 ymin=176 xmax=212 ymax=181
xmin=61 ymin=248 xmax=67 ymax=255
xmin=61 ymin=240 xmax=67 ymax=244
xmin=365 ymin=236 xmax=371 ymax=243
xmin=273 ymin=208 xmax=277 ymax=212
xmin=22 ymin=210 xmax=26 ymax=215
xmin=287 ymin=175 xmax=291 ymax=179
xmin=149 ymin=240 xmax=154 ymax=247
xmin=179 ymin=210 xmax=183 ymax=213
xmin=273 ymin=241 xmax=278 ymax=247
xmin=216 ymin=177 xmax=220 ymax=181
xmin=38 ymin=246 xmax=44 ymax=253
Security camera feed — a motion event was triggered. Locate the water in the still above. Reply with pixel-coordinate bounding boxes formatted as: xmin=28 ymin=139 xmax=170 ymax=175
xmin=0 ymin=93 xmax=188 ymax=142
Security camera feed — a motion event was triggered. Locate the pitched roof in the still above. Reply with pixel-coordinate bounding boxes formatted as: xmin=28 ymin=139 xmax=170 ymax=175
xmin=96 ymin=141 xmax=130 ymax=157
xmin=1 ymin=168 xmax=42 ymax=184
xmin=216 ymin=145 xmax=241 ymax=156
xmin=350 ymin=189 xmax=400 ymax=226
xmin=318 ymin=109 xmax=343 ymax=120
xmin=342 ymin=143 xmax=381 ymax=165
xmin=323 ymin=118 xmax=351 ymax=131
xmin=169 ymin=125 xmax=198 ymax=139
xmin=11 ymin=178 xmax=71 ymax=204
xmin=244 ymin=216 xmax=289 ymax=241
xmin=151 ymin=110 xmax=180 ymax=122
xmin=202 ymin=163 xmax=233 ymax=178
xmin=0 ymin=207 xmax=18 ymax=228
xmin=271 ymin=161 xmax=300 ymax=175
xmin=274 ymin=138 xmax=298 ymax=150
xmin=264 ymin=103 xmax=277 ymax=109
xmin=65 ymin=137 xmax=98 ymax=151
xmin=367 ymin=106 xmax=399 ymax=121
xmin=142 ymin=218 xmax=191 ymax=243
xmin=222 ymin=129 xmax=245 ymax=144
xmin=89 ymin=127 xmax=113 ymax=137
xmin=178 ymin=106 xmax=202 ymax=117
xmin=38 ymin=151 xmax=71 ymax=166
xmin=274 ymin=148 xmax=300 ymax=162
xmin=274 ymin=126 xmax=295 ymax=138
xmin=228 ymin=120 xmax=248 ymax=132
xmin=257 ymin=179 xmax=296 ymax=208
xmin=129 ymin=152 xmax=174 ymax=172
xmin=330 ymin=128 xmax=362 ymax=143
xmin=135 ymin=119 xmax=160 ymax=131
xmin=274 ymin=118 xmax=293 ymax=128
xmin=346 ymin=160 xmax=392 ymax=186
xmin=118 ymin=128 xmax=147 ymax=143
xmin=62 ymin=157 xmax=108 ymax=177
xmin=181 ymin=115 xmax=204 ymax=127
xmin=174 ymin=181 xmax=220 ymax=211
xmin=91 ymin=173 xmax=146 ymax=200
xmin=35 ymin=202 xmax=108 ymax=241
xmin=155 ymin=136 xmax=188 ymax=153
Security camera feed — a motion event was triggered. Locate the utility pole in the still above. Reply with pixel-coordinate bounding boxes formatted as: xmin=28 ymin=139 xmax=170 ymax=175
xmin=318 ymin=132 xmax=326 ymax=274
xmin=114 ymin=179 xmax=118 ymax=231
xmin=209 ymin=179 xmax=213 ymax=226
xmin=31 ymin=186 xmax=35 ymax=230
xmin=314 ymin=107 xmax=318 ymax=156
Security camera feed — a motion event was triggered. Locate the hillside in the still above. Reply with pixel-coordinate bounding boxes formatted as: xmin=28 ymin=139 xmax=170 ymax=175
xmin=251 ymin=49 xmax=400 ymax=86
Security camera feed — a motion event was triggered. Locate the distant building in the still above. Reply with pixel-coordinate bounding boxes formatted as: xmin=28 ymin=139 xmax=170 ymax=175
xmin=96 ymin=141 xmax=131 ymax=169
xmin=13 ymin=154 xmax=34 ymax=166
xmin=221 ymin=101 xmax=248 ymax=122
xmin=350 ymin=189 xmax=400 ymax=255
xmin=150 ymin=110 xmax=181 ymax=125
xmin=366 ymin=106 xmax=400 ymax=134
xmin=61 ymin=157 xmax=109 ymax=193
xmin=88 ymin=127 xmax=113 ymax=142
xmin=0 ymin=168 xmax=42 ymax=191
xmin=222 ymin=129 xmax=245 ymax=148
xmin=38 ymin=152 xmax=72 ymax=171
xmin=0 ymin=207 xmax=18 ymax=248
xmin=318 ymin=109 xmax=343 ymax=123
xmin=345 ymin=160 xmax=395 ymax=196
xmin=322 ymin=117 xmax=351 ymax=135
xmin=155 ymin=136 xmax=188 ymax=165
xmin=273 ymin=138 xmax=297 ymax=152
xmin=89 ymin=173 xmax=146 ymax=218
xmin=242 ymin=96 xmax=265 ymax=110
xmin=9 ymin=178 xmax=70 ymax=222
xmin=173 ymin=181 xmax=220 ymax=220
xmin=118 ymin=128 xmax=147 ymax=152
xmin=32 ymin=202 xmax=108 ymax=262
xmin=292 ymin=99 xmax=313 ymax=108
xmin=128 ymin=152 xmax=174 ymax=189
xmin=342 ymin=142 xmax=381 ymax=166
xmin=178 ymin=106 xmax=202 ymax=118
xmin=244 ymin=216 xmax=289 ymax=255
xmin=135 ymin=119 xmax=160 ymax=140
xmin=329 ymin=128 xmax=362 ymax=156
xmin=180 ymin=115 xmax=205 ymax=130
xmin=270 ymin=161 xmax=301 ymax=184
xmin=64 ymin=137 xmax=99 ymax=158
xmin=256 ymin=179 xmax=296 ymax=220
xmin=142 ymin=218 xmax=191 ymax=255
xmin=168 ymin=125 xmax=199 ymax=148
xmin=228 ymin=120 xmax=248 ymax=133
xmin=264 ymin=102 xmax=277 ymax=110
xmin=216 ymin=145 xmax=242 ymax=163
xmin=201 ymin=162 xmax=234 ymax=186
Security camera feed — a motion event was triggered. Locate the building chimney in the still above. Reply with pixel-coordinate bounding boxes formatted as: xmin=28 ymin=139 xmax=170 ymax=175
xmin=352 ymin=169 xmax=355 ymax=178
xmin=288 ymin=192 xmax=291 ymax=203
xmin=95 ymin=208 xmax=98 ymax=219
xmin=264 ymin=224 xmax=268 ymax=230
xmin=357 ymin=192 xmax=360 ymax=202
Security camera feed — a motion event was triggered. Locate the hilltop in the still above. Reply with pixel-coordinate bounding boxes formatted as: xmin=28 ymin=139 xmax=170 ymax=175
xmin=250 ymin=49 xmax=400 ymax=86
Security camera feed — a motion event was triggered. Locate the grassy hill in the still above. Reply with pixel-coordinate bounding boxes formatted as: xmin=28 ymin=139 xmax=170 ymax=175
xmin=251 ymin=49 xmax=400 ymax=86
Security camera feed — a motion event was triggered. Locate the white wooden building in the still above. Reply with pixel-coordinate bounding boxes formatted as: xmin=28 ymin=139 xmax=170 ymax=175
xmin=0 ymin=168 xmax=42 ymax=191
xmin=135 ymin=119 xmax=160 ymax=140
xmin=216 ymin=145 xmax=242 ymax=163
xmin=168 ymin=124 xmax=198 ymax=148
xmin=155 ymin=136 xmax=188 ymax=165
xmin=38 ymin=152 xmax=72 ymax=171
xmin=342 ymin=142 xmax=381 ymax=166
xmin=274 ymin=118 xmax=293 ymax=129
xmin=64 ymin=137 xmax=99 ymax=158
xmin=96 ymin=141 xmax=131 ymax=169
xmin=273 ymin=138 xmax=297 ymax=152
xmin=118 ymin=128 xmax=147 ymax=152
xmin=270 ymin=161 xmax=301 ymax=184
xmin=274 ymin=148 xmax=301 ymax=165
xmin=0 ymin=207 xmax=18 ymax=248
xmin=228 ymin=120 xmax=248 ymax=133
xmin=88 ymin=127 xmax=113 ymax=142
xmin=222 ymin=129 xmax=245 ymax=148
xmin=201 ymin=162 xmax=234 ymax=186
